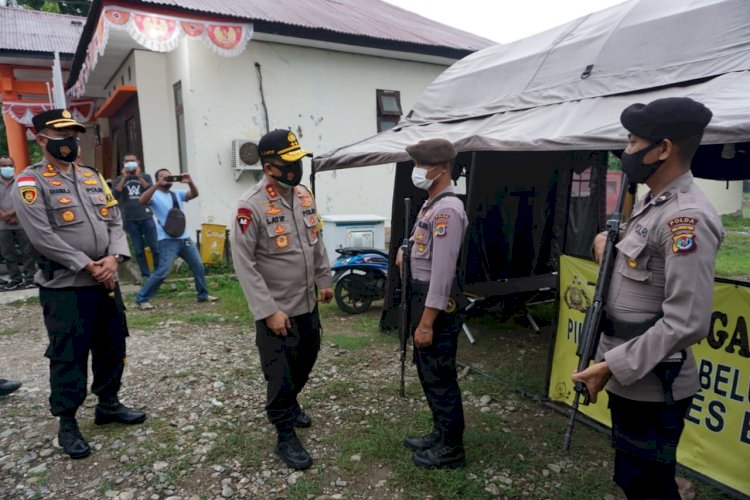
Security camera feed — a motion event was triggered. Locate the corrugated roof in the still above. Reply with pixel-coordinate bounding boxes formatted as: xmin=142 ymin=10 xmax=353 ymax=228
xmin=0 ymin=7 xmax=84 ymax=54
xmin=138 ymin=0 xmax=493 ymax=51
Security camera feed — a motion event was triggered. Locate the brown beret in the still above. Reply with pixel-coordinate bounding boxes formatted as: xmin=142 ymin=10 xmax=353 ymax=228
xmin=405 ymin=139 xmax=456 ymax=165
xmin=621 ymin=97 xmax=712 ymax=142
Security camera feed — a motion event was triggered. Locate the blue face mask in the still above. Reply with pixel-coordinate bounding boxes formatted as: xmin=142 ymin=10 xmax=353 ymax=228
xmin=0 ymin=166 xmax=14 ymax=179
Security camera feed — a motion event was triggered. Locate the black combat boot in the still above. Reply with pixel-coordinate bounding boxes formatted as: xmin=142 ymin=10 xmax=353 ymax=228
xmin=274 ymin=426 xmax=312 ymax=470
xmin=58 ymin=416 xmax=91 ymax=459
xmin=403 ymin=427 xmax=441 ymax=451
xmin=412 ymin=433 xmax=466 ymax=469
xmin=0 ymin=379 xmax=22 ymax=396
xmin=293 ymin=408 xmax=312 ymax=428
xmin=95 ymin=397 xmax=146 ymax=425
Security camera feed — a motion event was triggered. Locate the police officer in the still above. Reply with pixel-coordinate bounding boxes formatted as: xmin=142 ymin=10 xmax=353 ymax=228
xmin=399 ymin=138 xmax=468 ymax=469
xmin=572 ymin=97 xmax=723 ymax=499
xmin=13 ymin=109 xmax=146 ymax=460
xmin=0 ymin=154 xmax=37 ymax=289
xmin=231 ymin=129 xmax=333 ymax=470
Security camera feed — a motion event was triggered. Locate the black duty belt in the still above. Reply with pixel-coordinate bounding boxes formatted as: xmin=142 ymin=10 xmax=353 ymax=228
xmin=602 ymin=312 xmax=663 ymax=341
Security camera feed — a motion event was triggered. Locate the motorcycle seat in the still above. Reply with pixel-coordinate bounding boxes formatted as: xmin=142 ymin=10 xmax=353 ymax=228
xmin=335 ymin=247 xmax=389 ymax=258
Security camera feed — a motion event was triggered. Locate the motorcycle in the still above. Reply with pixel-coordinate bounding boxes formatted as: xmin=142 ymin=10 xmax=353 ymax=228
xmin=331 ymin=247 xmax=389 ymax=314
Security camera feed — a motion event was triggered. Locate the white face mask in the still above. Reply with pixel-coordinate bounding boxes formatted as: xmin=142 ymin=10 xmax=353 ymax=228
xmin=411 ymin=166 xmax=441 ymax=190
xmin=124 ymin=161 xmax=138 ymax=171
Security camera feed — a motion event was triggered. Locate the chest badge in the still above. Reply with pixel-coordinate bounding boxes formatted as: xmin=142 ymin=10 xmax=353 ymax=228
xmin=99 ymin=207 xmax=110 ymax=218
xmin=274 ymin=224 xmax=285 ymax=234
xmin=49 ymin=180 xmax=64 ymax=186
xmin=275 ymin=234 xmax=289 ymax=249
xmin=628 ymin=258 xmax=638 ymax=269
xmin=61 ymin=210 xmax=76 ymax=222
xmin=417 ymin=243 xmax=426 ymax=253
xmin=42 ymin=171 xmax=58 ymax=178
xmin=308 ymin=215 xmax=317 ymax=225
xmin=415 ymin=231 xmax=424 ymax=242
xmin=83 ymin=179 xmax=99 ymax=186
xmin=264 ymin=200 xmax=283 ymax=215
xmin=82 ymin=171 xmax=95 ymax=177
xmin=58 ymin=196 xmax=73 ymax=205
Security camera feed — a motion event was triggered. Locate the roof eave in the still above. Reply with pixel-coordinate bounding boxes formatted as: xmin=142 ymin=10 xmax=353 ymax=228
xmin=66 ymin=0 xmax=477 ymax=89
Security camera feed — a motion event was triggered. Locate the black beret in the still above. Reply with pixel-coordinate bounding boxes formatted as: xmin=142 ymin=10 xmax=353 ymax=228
xmin=405 ymin=138 xmax=456 ymax=165
xmin=620 ymin=97 xmax=712 ymax=142
xmin=32 ymin=108 xmax=86 ymax=133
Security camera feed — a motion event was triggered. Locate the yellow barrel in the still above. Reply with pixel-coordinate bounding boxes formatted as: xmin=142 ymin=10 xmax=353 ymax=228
xmin=200 ymin=224 xmax=227 ymax=264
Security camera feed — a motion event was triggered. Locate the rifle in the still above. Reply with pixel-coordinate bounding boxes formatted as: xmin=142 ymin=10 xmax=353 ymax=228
xmin=563 ymin=174 xmax=632 ymax=450
xmin=399 ymin=197 xmax=413 ymax=397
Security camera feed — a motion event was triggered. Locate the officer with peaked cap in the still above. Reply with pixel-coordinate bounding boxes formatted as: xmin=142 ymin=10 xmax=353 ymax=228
xmin=231 ymin=129 xmax=333 ymax=470
xmin=398 ymin=138 xmax=469 ymax=469
xmin=573 ymin=97 xmax=724 ymax=499
xmin=13 ymin=109 xmax=146 ymax=460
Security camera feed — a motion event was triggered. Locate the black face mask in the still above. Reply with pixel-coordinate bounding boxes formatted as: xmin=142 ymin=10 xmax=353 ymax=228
xmin=44 ymin=136 xmax=79 ymax=163
xmin=620 ymin=141 xmax=664 ymax=184
xmin=271 ymin=161 xmax=303 ymax=188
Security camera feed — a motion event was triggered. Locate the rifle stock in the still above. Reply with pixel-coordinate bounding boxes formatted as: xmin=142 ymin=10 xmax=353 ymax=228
xmin=563 ymin=174 xmax=632 ymax=450
xmin=399 ymin=197 xmax=413 ymax=397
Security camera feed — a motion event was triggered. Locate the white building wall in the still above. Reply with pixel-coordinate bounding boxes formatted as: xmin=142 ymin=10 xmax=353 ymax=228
xmin=695 ymin=179 xmax=743 ymax=215
xmin=181 ymin=39 xmax=449 ymax=232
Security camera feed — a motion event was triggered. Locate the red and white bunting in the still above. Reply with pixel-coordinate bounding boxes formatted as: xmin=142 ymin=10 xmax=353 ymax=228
xmin=69 ymin=6 xmax=253 ymax=98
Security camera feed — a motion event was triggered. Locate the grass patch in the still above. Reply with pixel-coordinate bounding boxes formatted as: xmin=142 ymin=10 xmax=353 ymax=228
xmin=720 ymin=213 xmax=750 ymax=232
xmin=715 ymin=233 xmax=750 ymax=278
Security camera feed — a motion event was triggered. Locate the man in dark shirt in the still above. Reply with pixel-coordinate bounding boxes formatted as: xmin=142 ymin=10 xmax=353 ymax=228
xmin=113 ymin=154 xmax=158 ymax=281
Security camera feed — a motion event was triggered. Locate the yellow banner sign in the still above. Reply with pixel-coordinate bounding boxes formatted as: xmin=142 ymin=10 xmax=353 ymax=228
xmin=549 ymin=255 xmax=750 ymax=496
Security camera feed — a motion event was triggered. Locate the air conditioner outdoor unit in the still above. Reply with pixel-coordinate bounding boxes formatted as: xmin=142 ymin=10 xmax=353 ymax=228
xmin=231 ymin=139 xmax=262 ymax=180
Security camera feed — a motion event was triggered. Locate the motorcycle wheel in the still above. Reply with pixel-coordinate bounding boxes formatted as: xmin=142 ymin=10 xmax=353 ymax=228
xmin=334 ymin=273 xmax=373 ymax=314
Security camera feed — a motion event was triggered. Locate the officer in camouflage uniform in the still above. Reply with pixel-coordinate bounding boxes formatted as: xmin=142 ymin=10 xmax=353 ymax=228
xmin=13 ymin=109 xmax=146 ymax=460
xmin=231 ymin=129 xmax=333 ymax=470
xmin=399 ymin=138 xmax=468 ymax=469
xmin=573 ymin=98 xmax=723 ymax=499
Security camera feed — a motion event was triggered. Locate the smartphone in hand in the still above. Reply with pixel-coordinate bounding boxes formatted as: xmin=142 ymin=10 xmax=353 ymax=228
xmin=165 ymin=175 xmax=183 ymax=183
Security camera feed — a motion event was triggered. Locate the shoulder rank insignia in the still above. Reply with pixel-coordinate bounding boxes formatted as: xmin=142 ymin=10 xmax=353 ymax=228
xmin=45 ymin=164 xmax=56 ymax=172
xmin=82 ymin=171 xmax=95 ymax=177
xmin=236 ymin=208 xmax=252 ymax=234
xmin=18 ymin=176 xmax=38 ymax=205
xmin=265 ymin=185 xmax=279 ymax=200
xmin=275 ymin=234 xmax=289 ymax=249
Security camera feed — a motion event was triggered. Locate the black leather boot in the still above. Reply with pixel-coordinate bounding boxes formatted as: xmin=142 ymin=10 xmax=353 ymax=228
xmin=0 ymin=379 xmax=21 ymax=396
xmin=274 ymin=428 xmax=312 ymax=470
xmin=95 ymin=398 xmax=146 ymax=425
xmin=403 ymin=428 xmax=441 ymax=451
xmin=412 ymin=435 xmax=466 ymax=469
xmin=58 ymin=416 xmax=91 ymax=459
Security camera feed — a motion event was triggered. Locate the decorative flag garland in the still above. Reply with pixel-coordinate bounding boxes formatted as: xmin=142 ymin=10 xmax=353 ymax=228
xmin=69 ymin=6 xmax=253 ymax=97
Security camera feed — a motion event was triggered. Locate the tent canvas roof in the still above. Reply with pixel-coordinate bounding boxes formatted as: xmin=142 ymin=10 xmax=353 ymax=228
xmin=315 ymin=0 xmax=750 ymax=172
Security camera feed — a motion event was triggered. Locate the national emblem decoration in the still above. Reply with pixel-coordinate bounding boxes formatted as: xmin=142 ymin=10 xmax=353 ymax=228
xmin=275 ymin=235 xmax=289 ymax=249
xmin=61 ymin=210 xmax=76 ymax=222
xmin=62 ymin=110 xmax=72 ymax=118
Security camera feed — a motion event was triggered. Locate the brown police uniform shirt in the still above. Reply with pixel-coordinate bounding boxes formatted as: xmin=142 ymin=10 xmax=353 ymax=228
xmin=12 ymin=162 xmax=130 ymax=288
xmin=409 ymin=186 xmax=468 ymax=310
xmin=599 ymin=171 xmax=724 ymax=402
xmin=231 ymin=176 xmax=333 ymax=320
